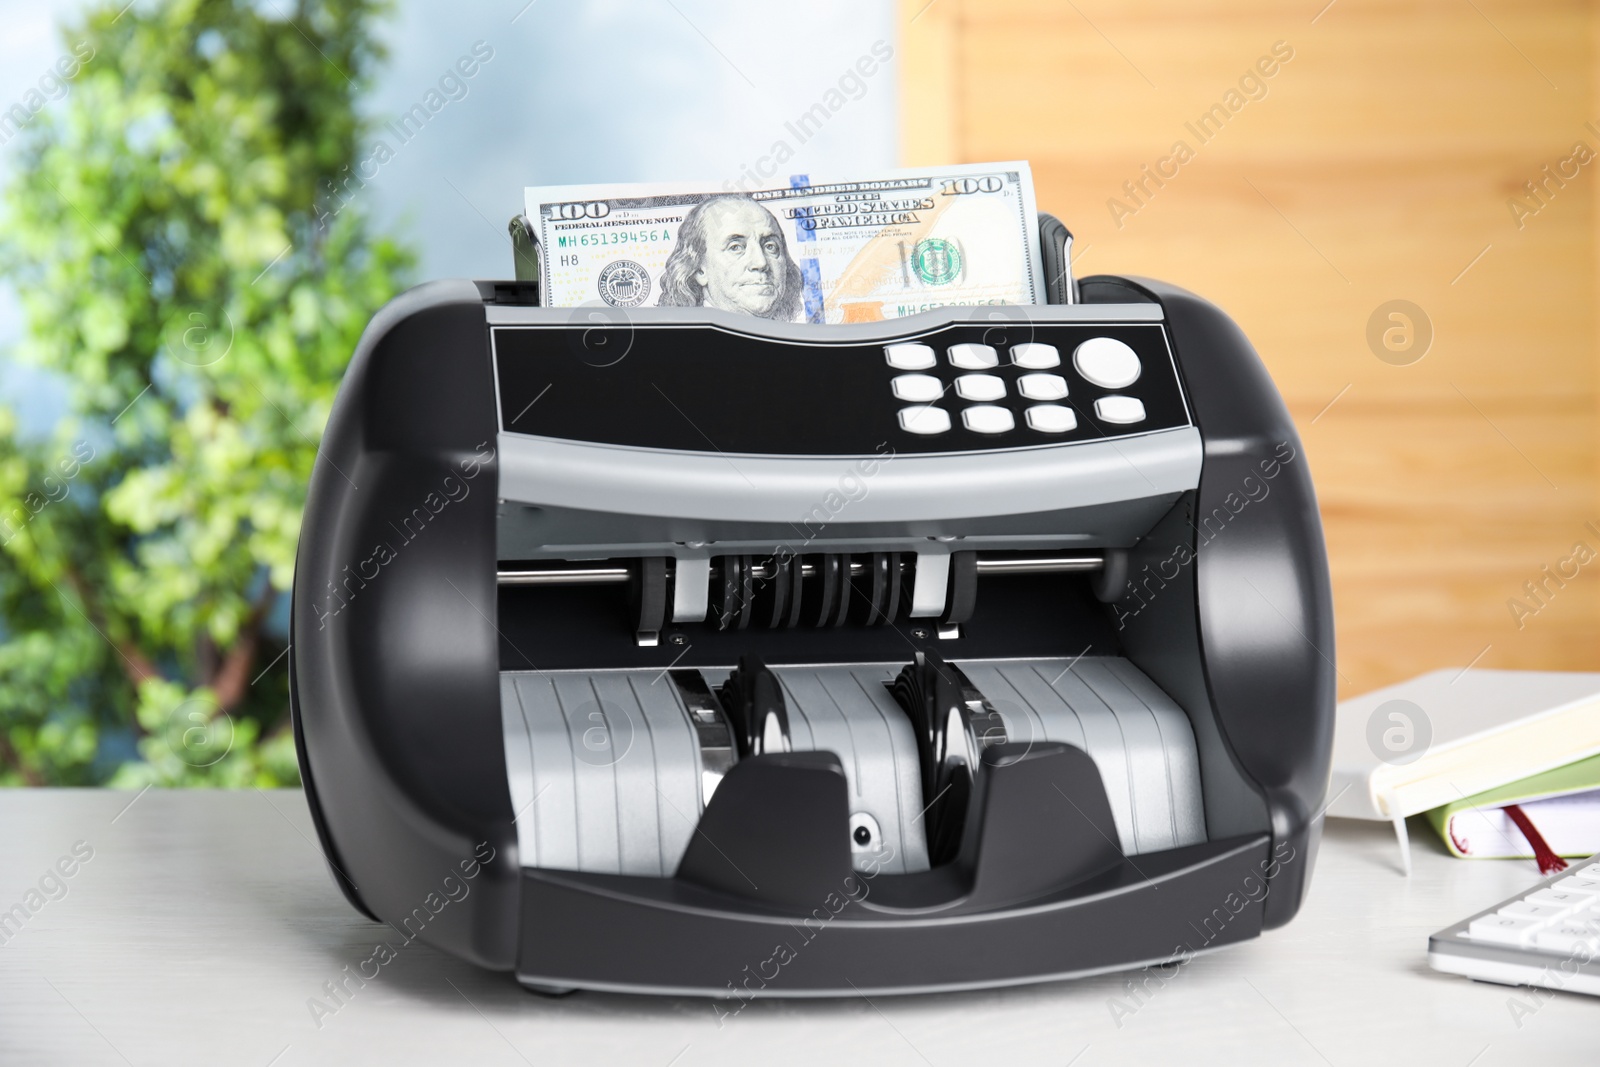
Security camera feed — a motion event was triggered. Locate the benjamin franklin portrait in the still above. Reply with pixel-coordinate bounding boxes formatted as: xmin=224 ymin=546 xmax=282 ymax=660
xmin=657 ymin=195 xmax=803 ymax=321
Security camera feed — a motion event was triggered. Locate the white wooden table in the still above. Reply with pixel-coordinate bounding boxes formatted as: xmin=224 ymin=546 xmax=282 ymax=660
xmin=0 ymin=790 xmax=1592 ymax=1065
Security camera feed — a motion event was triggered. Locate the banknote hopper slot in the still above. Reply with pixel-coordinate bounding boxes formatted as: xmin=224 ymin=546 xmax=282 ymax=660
xmin=496 ymin=551 xmax=1105 ymax=645
xmin=506 ymin=209 xmax=1080 ymax=305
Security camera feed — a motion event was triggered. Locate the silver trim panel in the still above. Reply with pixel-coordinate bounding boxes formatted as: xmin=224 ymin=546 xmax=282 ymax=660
xmin=959 ymin=657 xmax=1206 ymax=854
xmin=498 ymin=426 xmax=1202 ymax=525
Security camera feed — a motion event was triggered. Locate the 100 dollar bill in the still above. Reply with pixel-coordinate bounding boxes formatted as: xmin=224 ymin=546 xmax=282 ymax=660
xmin=526 ymin=162 xmax=1044 ymax=324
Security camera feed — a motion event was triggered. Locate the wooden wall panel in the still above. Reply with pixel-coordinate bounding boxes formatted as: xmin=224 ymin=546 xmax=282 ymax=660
xmin=900 ymin=0 xmax=1600 ymax=697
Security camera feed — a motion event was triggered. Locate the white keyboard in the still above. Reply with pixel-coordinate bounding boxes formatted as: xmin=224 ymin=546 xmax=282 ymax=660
xmin=1428 ymin=853 xmax=1600 ymax=996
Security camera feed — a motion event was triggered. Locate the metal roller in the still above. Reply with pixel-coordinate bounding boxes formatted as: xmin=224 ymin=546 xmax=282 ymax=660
xmin=496 ymin=552 xmax=1106 ymax=586
xmin=499 ymin=551 xmax=1105 ymax=635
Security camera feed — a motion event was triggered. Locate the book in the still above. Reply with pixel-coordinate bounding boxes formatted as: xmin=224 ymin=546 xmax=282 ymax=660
xmin=1426 ymin=753 xmax=1600 ymax=864
xmin=1325 ymin=668 xmax=1600 ymax=874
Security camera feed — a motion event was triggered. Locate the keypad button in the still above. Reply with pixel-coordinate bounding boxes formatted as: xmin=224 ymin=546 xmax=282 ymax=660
xmin=885 ymin=343 xmax=936 ymax=370
xmin=1018 ymin=373 xmax=1068 ymax=401
xmin=1499 ymin=900 xmax=1572 ymax=922
xmin=1527 ymin=888 xmax=1588 ymax=913
xmin=948 ymin=343 xmax=999 ymax=369
xmin=892 ymin=373 xmax=944 ymax=403
xmin=1026 ymin=404 xmax=1077 ymax=433
xmin=1094 ymin=396 xmax=1146 ymax=424
xmin=1010 ymin=342 xmax=1060 ymax=369
xmin=898 ymin=405 xmax=951 ymax=435
xmin=1074 ymin=337 xmax=1142 ymax=389
xmin=1532 ymin=922 xmax=1600 ymax=954
xmin=955 ymin=374 xmax=1005 ymax=401
xmin=1467 ymin=913 xmax=1542 ymax=945
xmin=1554 ymin=874 xmax=1600 ymax=895
xmin=962 ymin=405 xmax=1014 ymax=434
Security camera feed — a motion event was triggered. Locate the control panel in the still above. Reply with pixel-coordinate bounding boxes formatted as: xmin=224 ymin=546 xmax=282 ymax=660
xmin=492 ymin=317 xmax=1189 ymax=456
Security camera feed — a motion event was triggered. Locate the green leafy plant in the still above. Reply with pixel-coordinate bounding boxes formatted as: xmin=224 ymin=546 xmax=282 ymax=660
xmin=0 ymin=0 xmax=413 ymax=785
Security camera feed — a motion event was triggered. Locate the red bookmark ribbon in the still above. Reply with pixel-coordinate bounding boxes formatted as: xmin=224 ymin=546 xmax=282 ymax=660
xmin=1502 ymin=803 xmax=1569 ymax=875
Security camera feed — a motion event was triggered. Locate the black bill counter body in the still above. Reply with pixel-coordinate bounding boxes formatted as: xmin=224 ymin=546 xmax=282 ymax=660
xmin=290 ymin=216 xmax=1335 ymax=997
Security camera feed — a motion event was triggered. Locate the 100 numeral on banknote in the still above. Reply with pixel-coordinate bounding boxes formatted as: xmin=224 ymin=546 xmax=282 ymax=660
xmin=527 ymin=163 xmax=1044 ymax=324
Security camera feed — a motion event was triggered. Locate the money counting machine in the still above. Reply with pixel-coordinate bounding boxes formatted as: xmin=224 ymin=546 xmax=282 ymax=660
xmin=290 ymin=218 xmax=1335 ymax=996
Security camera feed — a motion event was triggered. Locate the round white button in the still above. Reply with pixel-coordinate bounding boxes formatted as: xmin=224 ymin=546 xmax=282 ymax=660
xmin=892 ymin=374 xmax=943 ymax=403
xmin=1073 ymin=337 xmax=1141 ymax=389
xmin=1026 ymin=404 xmax=1077 ymax=433
xmin=1018 ymin=373 xmax=1068 ymax=401
xmin=885 ymin=343 xmax=936 ymax=370
xmin=962 ymin=405 xmax=1014 ymax=434
xmin=954 ymin=374 xmax=1005 ymax=401
xmin=898 ymin=405 xmax=951 ymax=435
xmin=948 ymin=343 xmax=999 ymax=369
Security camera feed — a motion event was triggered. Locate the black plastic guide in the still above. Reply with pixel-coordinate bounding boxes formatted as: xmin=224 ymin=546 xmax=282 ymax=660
xmin=631 ymin=556 xmax=667 ymax=638
xmin=889 ymin=651 xmax=1011 ymax=867
xmin=943 ymin=551 xmax=978 ymax=626
xmin=716 ymin=656 xmax=791 ymax=759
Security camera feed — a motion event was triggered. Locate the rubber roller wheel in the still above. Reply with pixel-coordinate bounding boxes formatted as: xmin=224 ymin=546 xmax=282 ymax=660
xmin=714 ymin=556 xmax=737 ymax=630
xmin=857 ymin=552 xmax=892 ymax=626
xmin=715 ymin=556 xmax=754 ymax=631
xmin=943 ymin=551 xmax=978 ymax=625
xmin=790 ymin=556 xmax=812 ymax=630
xmin=830 ymin=554 xmax=851 ymax=628
xmin=882 ymin=552 xmax=903 ymax=626
xmin=630 ymin=556 xmax=668 ymax=635
xmin=888 ymin=650 xmax=976 ymax=867
xmin=764 ymin=555 xmax=791 ymax=629
xmin=810 ymin=554 xmax=839 ymax=628
xmin=735 ymin=555 xmax=754 ymax=629
xmin=784 ymin=555 xmax=804 ymax=628
xmin=715 ymin=655 xmax=791 ymax=758
xmin=897 ymin=554 xmax=921 ymax=621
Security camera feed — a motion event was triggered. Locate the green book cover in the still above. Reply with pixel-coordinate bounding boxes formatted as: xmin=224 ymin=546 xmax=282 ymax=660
xmin=1427 ymin=752 xmax=1600 ymax=858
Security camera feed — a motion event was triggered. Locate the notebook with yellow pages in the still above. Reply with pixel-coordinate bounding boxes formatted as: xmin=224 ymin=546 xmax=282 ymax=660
xmin=1325 ymin=668 xmax=1600 ymax=874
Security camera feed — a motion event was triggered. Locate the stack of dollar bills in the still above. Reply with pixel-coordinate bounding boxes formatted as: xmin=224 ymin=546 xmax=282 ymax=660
xmin=524 ymin=162 xmax=1045 ymax=325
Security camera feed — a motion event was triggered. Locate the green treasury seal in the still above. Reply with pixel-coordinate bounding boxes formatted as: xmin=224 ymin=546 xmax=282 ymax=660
xmin=911 ymin=238 xmax=962 ymax=286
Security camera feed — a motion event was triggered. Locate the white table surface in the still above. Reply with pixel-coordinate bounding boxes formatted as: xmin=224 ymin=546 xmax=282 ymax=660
xmin=0 ymin=789 xmax=1593 ymax=1065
